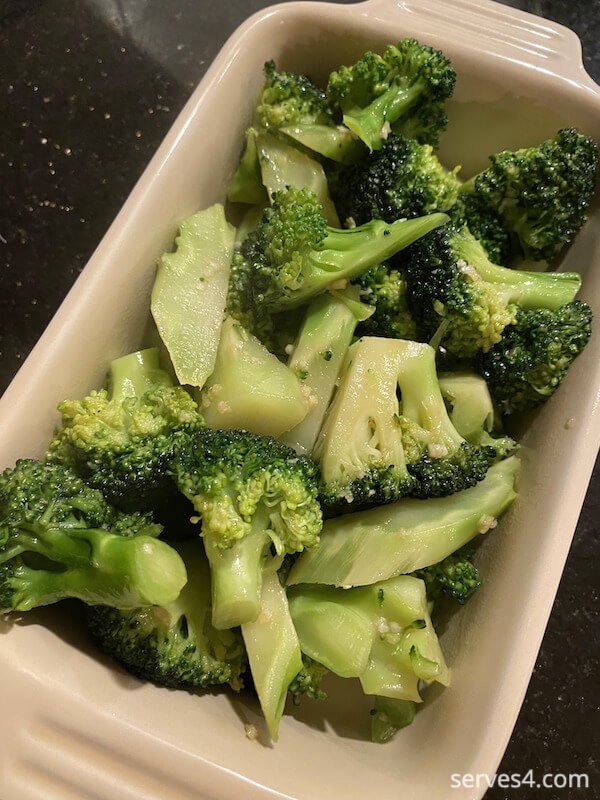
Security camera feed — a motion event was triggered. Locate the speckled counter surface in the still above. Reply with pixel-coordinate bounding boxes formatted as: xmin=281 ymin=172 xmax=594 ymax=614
xmin=0 ymin=1 xmax=598 ymax=797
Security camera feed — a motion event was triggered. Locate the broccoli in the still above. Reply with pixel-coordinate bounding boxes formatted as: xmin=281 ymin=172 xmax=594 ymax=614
xmin=329 ymin=132 xmax=461 ymax=226
xmin=370 ymin=696 xmax=417 ymax=743
xmin=459 ymin=128 xmax=598 ymax=262
xmin=326 ymin=38 xmax=456 ymax=151
xmin=414 ymin=546 xmax=480 ymax=605
xmin=198 ymin=316 xmax=311 ymax=438
xmin=169 ymin=428 xmax=322 ymax=630
xmin=476 ymin=301 xmax=593 ymax=415
xmin=288 ymin=575 xmax=450 ymax=702
xmin=287 ymin=654 xmax=329 ymax=704
xmin=449 ymin=191 xmax=512 ymax=265
xmin=0 ymin=459 xmax=187 ymax=613
xmin=48 ymin=348 xmax=204 ymax=515
xmin=354 ymin=262 xmax=418 ymax=341
xmin=227 ymin=185 xmax=447 ymax=334
xmin=86 ymin=539 xmax=246 ymax=691
xmin=396 ymin=222 xmax=583 ymax=358
xmin=313 ymin=336 xmax=499 ymax=515
xmin=280 ymin=287 xmax=374 ymax=455
xmin=286 ymin=456 xmax=519 ymax=588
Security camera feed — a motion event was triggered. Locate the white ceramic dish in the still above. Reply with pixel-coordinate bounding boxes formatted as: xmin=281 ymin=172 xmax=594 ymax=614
xmin=1 ymin=1 xmax=599 ymax=798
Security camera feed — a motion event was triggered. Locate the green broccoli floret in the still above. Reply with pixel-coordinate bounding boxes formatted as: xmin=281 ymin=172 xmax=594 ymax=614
xmin=476 ymin=301 xmax=592 ymax=415
xmin=227 ymin=185 xmax=447 ymax=333
xmin=414 ymin=546 xmax=480 ymax=605
xmin=396 ymin=222 xmax=583 ymax=358
xmin=286 ymin=456 xmax=519 ymax=588
xmin=86 ymin=539 xmax=246 ymax=691
xmin=255 ymin=60 xmax=334 ymax=130
xmin=47 ymin=348 xmax=204 ymax=514
xmin=329 ymin=132 xmax=461 ymax=226
xmin=459 ymin=128 xmax=598 ymax=262
xmin=449 ymin=191 xmax=512 ymax=265
xmin=288 ymin=575 xmax=450 ymax=702
xmin=0 ymin=460 xmax=187 ymax=613
xmin=313 ymin=336 xmax=497 ymax=515
xmin=354 ymin=263 xmax=418 ymax=340
xmin=169 ymin=428 xmax=322 ymax=630
xmin=287 ymin=654 xmax=329 ymax=704
xmin=326 ymin=39 xmax=456 ymax=150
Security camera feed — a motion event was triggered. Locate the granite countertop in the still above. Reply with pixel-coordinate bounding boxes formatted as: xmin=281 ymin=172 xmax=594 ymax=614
xmin=0 ymin=1 xmax=598 ymax=797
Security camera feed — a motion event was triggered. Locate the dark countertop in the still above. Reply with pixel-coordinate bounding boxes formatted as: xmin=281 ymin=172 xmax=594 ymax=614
xmin=0 ymin=1 xmax=598 ymax=797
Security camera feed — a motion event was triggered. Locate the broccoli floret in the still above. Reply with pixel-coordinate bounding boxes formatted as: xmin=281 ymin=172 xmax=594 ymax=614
xmin=169 ymin=428 xmax=322 ymax=630
xmin=286 ymin=456 xmax=519 ymax=588
xmin=397 ymin=222 xmax=583 ymax=358
xmin=329 ymin=132 xmax=461 ymax=226
xmin=288 ymin=575 xmax=450 ymax=702
xmin=449 ymin=191 xmax=512 ymax=265
xmin=255 ymin=60 xmax=334 ymax=130
xmin=476 ymin=301 xmax=592 ymax=415
xmin=86 ymin=539 xmax=246 ymax=691
xmin=354 ymin=263 xmax=418 ymax=340
xmin=326 ymin=39 xmax=456 ymax=150
xmin=414 ymin=546 xmax=480 ymax=605
xmin=227 ymin=185 xmax=447 ymax=333
xmin=288 ymin=654 xmax=329 ymax=704
xmin=0 ymin=460 xmax=187 ymax=613
xmin=459 ymin=128 xmax=598 ymax=262
xmin=48 ymin=348 xmax=204 ymax=515
xmin=314 ymin=337 xmax=498 ymax=515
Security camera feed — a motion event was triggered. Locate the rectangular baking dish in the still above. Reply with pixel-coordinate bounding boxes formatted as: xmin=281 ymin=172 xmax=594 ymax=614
xmin=0 ymin=1 xmax=599 ymax=798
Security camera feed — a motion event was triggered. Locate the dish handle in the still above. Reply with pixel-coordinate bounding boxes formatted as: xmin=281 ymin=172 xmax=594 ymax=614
xmin=354 ymin=0 xmax=595 ymax=86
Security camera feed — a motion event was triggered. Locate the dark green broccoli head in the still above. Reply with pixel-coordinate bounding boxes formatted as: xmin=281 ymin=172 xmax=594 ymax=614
xmin=415 ymin=547 xmax=480 ymax=604
xmin=449 ymin=191 xmax=512 ymax=265
xmin=326 ymin=38 xmax=456 ymax=149
xmin=463 ymin=128 xmax=598 ymax=262
xmin=47 ymin=349 xmax=204 ymax=513
xmin=330 ymin=132 xmax=461 ymax=226
xmin=0 ymin=459 xmax=186 ymax=612
xmin=255 ymin=60 xmax=333 ymax=129
xmin=397 ymin=222 xmax=583 ymax=358
xmin=476 ymin=301 xmax=592 ymax=415
xmin=86 ymin=540 xmax=247 ymax=691
xmin=355 ymin=262 xmax=418 ymax=340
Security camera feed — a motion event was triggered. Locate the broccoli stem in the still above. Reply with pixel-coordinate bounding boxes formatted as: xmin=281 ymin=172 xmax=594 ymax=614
xmin=3 ymin=529 xmax=187 ymax=611
xmin=280 ymin=123 xmax=365 ymax=164
xmin=241 ymin=570 xmax=303 ymax=741
xmin=286 ymin=456 xmax=519 ymax=588
xmin=204 ymin=524 xmax=272 ymax=630
xmin=272 ymin=212 xmax=448 ymax=311
xmin=371 ymin=696 xmax=417 ymax=743
xmin=456 ymin=232 xmax=582 ymax=308
xmin=343 ymin=81 xmax=425 ymax=151
xmin=107 ymin=348 xmax=173 ymax=402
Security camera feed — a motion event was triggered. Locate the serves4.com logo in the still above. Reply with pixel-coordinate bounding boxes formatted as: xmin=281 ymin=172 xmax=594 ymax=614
xmin=450 ymin=771 xmax=590 ymax=791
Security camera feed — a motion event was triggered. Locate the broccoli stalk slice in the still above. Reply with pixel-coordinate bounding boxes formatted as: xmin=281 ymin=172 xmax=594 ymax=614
xmin=198 ymin=316 xmax=310 ymax=438
xmin=0 ymin=526 xmax=187 ymax=612
xmin=108 ymin=348 xmax=173 ymax=402
xmin=453 ymin=229 xmax=582 ymax=309
xmin=241 ymin=570 xmax=303 ymax=741
xmin=280 ymin=288 xmax=374 ymax=455
xmin=288 ymin=575 xmax=449 ymax=701
xmin=286 ymin=456 xmax=519 ymax=588
xmin=280 ymin=123 xmax=365 ymax=164
xmin=151 ymin=203 xmax=235 ymax=388
xmin=227 ymin=128 xmax=269 ymax=206
xmin=271 ymin=212 xmax=449 ymax=313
